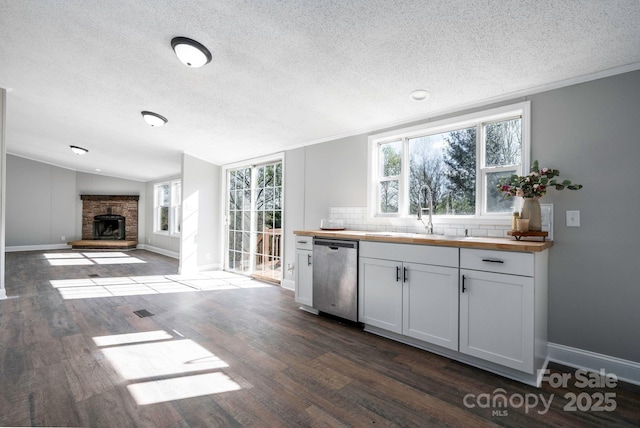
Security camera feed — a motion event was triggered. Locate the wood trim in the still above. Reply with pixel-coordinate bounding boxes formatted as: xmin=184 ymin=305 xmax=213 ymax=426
xmin=294 ymin=230 xmax=553 ymax=252
xmin=80 ymin=194 xmax=139 ymax=201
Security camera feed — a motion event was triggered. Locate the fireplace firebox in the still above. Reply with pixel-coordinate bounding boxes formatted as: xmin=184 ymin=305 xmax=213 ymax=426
xmin=93 ymin=214 xmax=126 ymax=240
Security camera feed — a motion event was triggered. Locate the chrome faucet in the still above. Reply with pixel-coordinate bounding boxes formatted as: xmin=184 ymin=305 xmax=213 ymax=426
xmin=417 ymin=184 xmax=434 ymax=234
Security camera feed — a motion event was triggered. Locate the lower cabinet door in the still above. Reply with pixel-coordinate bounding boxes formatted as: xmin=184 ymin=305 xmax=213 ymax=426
xmin=459 ymin=269 xmax=535 ymax=372
xmin=295 ymin=249 xmax=313 ymax=306
xmin=359 ymin=257 xmax=403 ymax=333
xmin=402 ymin=263 xmax=459 ymax=350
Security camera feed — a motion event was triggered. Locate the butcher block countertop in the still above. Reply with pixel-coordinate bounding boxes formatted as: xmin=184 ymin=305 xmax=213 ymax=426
xmin=294 ymin=230 xmax=553 ymax=253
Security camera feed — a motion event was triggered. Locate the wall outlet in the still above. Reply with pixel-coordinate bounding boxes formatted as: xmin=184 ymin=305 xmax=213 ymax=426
xmin=61 ymin=236 xmax=66 ymax=241
xmin=566 ymin=210 xmax=580 ymax=227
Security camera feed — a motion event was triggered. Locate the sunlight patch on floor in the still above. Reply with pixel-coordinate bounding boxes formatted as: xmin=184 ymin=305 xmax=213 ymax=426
xmin=94 ymin=330 xmax=243 ymax=405
xmin=93 ymin=330 xmax=173 ymax=347
xmin=82 ymin=252 xmax=131 ymax=258
xmin=92 ymin=258 xmax=147 ymax=265
xmin=49 ymin=265 xmax=274 ymax=300
xmin=48 ymin=258 xmax=95 ymax=266
xmin=127 ymin=372 xmax=242 ymax=405
xmin=101 ymin=339 xmax=228 ymax=380
xmin=44 ymin=251 xmax=147 ymax=266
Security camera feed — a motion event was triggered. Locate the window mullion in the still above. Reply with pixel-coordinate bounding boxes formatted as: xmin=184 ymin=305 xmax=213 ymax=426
xmin=400 ymin=137 xmax=410 ymax=216
xmin=476 ymin=123 xmax=483 ymax=217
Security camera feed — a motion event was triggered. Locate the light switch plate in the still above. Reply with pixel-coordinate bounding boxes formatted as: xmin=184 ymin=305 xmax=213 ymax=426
xmin=540 ymin=204 xmax=553 ymax=240
xmin=566 ymin=210 xmax=580 ymax=227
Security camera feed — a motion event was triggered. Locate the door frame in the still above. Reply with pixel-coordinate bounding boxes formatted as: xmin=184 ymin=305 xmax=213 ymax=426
xmin=221 ymin=152 xmax=285 ymax=282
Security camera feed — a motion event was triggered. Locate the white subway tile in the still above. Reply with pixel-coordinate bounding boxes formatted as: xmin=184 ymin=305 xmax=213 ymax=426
xmin=471 ymin=229 xmax=488 ymax=237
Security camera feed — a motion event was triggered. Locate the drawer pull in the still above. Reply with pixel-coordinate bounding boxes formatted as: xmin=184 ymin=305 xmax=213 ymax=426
xmin=297 ymin=240 xmax=308 ymax=244
xmin=482 ymin=258 xmax=504 ymax=264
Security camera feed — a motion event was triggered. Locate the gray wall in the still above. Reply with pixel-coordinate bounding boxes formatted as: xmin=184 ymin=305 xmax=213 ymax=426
xmin=6 ymin=155 xmax=77 ymax=246
xmin=297 ymin=70 xmax=640 ymax=363
xmin=6 ymin=156 xmax=146 ymax=246
xmin=304 ymin=134 xmax=368 ymax=229
xmin=0 ymin=89 xmax=6 ymax=292
xmin=530 ymin=71 xmax=640 ymax=362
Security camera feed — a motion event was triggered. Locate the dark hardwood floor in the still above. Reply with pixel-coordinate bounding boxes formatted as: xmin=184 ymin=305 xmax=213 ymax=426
xmin=1 ymin=249 xmax=639 ymax=427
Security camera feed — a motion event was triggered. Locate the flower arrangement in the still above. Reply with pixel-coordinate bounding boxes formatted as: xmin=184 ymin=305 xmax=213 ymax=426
xmin=497 ymin=160 xmax=582 ymax=199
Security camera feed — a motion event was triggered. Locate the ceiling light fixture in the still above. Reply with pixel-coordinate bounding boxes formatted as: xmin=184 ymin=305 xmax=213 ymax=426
xmin=141 ymin=111 xmax=168 ymax=127
xmin=171 ymin=37 xmax=212 ymax=68
xmin=70 ymin=145 xmax=88 ymax=155
xmin=410 ymin=89 xmax=431 ymax=101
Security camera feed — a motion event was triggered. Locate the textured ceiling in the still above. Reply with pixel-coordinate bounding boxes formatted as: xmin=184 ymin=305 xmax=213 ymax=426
xmin=1 ymin=1 xmax=639 ymax=181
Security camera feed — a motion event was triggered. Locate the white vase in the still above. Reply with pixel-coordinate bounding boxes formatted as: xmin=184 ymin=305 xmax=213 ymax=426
xmin=520 ymin=198 xmax=542 ymax=231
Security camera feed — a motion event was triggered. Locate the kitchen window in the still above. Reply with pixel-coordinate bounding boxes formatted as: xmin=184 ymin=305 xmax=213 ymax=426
xmin=369 ymin=102 xmax=530 ymax=222
xmin=154 ymin=179 xmax=181 ymax=235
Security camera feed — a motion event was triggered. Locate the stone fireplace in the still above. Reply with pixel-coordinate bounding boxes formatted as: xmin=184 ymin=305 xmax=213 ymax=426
xmin=80 ymin=195 xmax=139 ymax=241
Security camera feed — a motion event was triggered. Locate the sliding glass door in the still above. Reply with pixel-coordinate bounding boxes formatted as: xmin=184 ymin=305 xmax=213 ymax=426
xmin=226 ymin=161 xmax=282 ymax=283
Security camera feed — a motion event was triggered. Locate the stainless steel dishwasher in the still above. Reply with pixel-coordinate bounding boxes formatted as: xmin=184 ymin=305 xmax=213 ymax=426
xmin=312 ymin=238 xmax=358 ymax=322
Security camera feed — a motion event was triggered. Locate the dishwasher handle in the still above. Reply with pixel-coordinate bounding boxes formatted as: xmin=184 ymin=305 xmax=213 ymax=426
xmin=314 ymin=239 xmax=358 ymax=250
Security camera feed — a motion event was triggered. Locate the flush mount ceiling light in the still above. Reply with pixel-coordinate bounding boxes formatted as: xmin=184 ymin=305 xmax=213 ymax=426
xmin=171 ymin=37 xmax=212 ymax=68
xmin=70 ymin=145 xmax=88 ymax=155
xmin=141 ymin=111 xmax=168 ymax=127
xmin=410 ymin=89 xmax=431 ymax=101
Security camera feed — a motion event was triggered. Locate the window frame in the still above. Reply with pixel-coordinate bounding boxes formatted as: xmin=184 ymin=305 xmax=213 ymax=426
xmin=367 ymin=101 xmax=530 ymax=225
xmin=154 ymin=179 xmax=182 ymax=236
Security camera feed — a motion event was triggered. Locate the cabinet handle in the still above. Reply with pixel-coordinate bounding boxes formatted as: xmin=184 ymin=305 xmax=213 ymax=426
xmin=461 ymin=275 xmax=466 ymax=293
xmin=307 ymin=254 xmax=311 ymax=266
xmin=396 ymin=266 xmax=401 ymax=282
xmin=403 ymin=266 xmax=408 ymax=282
xmin=297 ymin=240 xmax=308 ymax=244
xmin=482 ymin=258 xmax=504 ymax=264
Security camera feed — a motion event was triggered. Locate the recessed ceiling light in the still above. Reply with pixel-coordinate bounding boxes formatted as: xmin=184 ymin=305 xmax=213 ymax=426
xmin=141 ymin=111 xmax=168 ymax=127
xmin=70 ymin=145 xmax=88 ymax=155
xmin=171 ymin=37 xmax=212 ymax=68
xmin=410 ymin=89 xmax=430 ymax=101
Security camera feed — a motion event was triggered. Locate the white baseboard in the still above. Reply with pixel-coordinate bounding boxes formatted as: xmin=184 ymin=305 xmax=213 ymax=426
xmin=548 ymin=342 xmax=640 ymax=386
xmin=139 ymin=244 xmax=179 ymax=259
xmin=281 ymin=278 xmax=295 ymax=291
xmin=5 ymin=244 xmax=70 ymax=252
xmin=196 ymin=262 xmax=221 ymax=272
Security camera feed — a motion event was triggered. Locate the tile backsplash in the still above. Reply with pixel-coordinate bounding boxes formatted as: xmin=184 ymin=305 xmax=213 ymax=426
xmin=328 ymin=205 xmax=553 ymax=239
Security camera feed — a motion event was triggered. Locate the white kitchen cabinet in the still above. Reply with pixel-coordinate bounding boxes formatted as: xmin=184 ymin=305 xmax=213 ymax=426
xmin=359 ymin=257 xmax=403 ymax=333
xmin=459 ymin=248 xmax=547 ymax=375
xmin=295 ymin=237 xmax=313 ymax=307
xmin=359 ymin=241 xmax=459 ymax=348
xmin=403 ymin=263 xmax=458 ymax=350
xmin=297 ymin=230 xmax=550 ymax=386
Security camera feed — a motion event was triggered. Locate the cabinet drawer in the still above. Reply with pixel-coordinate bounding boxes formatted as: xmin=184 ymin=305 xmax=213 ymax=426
xmin=460 ymin=249 xmax=533 ymax=276
xmin=295 ymin=237 xmax=313 ymax=251
xmin=360 ymin=241 xmax=458 ymax=268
